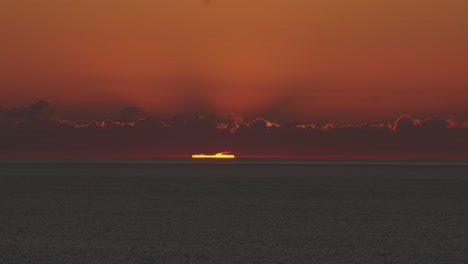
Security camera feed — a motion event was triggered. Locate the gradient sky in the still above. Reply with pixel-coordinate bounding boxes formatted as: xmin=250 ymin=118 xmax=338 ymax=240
xmin=1 ymin=0 xmax=468 ymax=123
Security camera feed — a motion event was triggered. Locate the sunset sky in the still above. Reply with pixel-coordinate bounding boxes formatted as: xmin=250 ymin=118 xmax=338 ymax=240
xmin=1 ymin=0 xmax=468 ymax=123
xmin=1 ymin=0 xmax=468 ymax=157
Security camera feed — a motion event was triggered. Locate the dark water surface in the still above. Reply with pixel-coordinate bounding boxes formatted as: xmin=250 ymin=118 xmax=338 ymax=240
xmin=1 ymin=159 xmax=468 ymax=263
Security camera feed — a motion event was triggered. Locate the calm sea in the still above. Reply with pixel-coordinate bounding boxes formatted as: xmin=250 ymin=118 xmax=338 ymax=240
xmin=1 ymin=159 xmax=468 ymax=263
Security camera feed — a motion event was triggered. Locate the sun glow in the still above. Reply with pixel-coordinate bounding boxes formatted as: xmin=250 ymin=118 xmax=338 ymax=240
xmin=192 ymin=152 xmax=236 ymax=159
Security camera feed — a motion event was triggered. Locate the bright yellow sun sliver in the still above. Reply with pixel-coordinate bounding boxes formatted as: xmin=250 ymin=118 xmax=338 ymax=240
xmin=192 ymin=152 xmax=235 ymax=159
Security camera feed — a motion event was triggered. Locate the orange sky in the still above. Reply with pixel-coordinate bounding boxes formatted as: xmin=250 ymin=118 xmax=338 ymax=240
xmin=1 ymin=0 xmax=468 ymax=122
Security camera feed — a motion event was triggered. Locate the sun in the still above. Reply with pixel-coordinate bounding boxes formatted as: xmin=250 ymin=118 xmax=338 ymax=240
xmin=192 ymin=151 xmax=235 ymax=159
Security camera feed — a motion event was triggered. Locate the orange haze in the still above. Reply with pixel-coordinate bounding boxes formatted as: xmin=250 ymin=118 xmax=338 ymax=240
xmin=1 ymin=0 xmax=468 ymax=122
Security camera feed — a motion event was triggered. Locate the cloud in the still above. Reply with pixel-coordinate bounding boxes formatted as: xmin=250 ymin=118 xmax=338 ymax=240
xmin=0 ymin=114 xmax=467 ymax=158
xmin=122 ymin=106 xmax=143 ymax=113
xmin=391 ymin=115 xmax=420 ymax=132
xmin=282 ymin=121 xmax=303 ymax=130
xmin=419 ymin=117 xmax=449 ymax=130
xmin=447 ymin=118 xmax=458 ymax=128
xmin=218 ymin=113 xmax=245 ymax=133
xmin=133 ymin=116 xmax=166 ymax=129
xmin=120 ymin=106 xmax=148 ymax=122
xmin=248 ymin=118 xmax=280 ymax=130
xmin=295 ymin=123 xmax=316 ymax=130
xmin=0 ymin=100 xmax=53 ymax=122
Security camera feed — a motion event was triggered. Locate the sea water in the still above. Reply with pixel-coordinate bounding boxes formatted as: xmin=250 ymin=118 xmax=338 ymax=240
xmin=1 ymin=159 xmax=468 ymax=263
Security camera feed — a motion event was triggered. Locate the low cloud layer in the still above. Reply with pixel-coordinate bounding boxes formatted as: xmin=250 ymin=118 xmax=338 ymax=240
xmin=0 ymin=102 xmax=467 ymax=158
xmin=0 ymin=100 xmax=53 ymax=122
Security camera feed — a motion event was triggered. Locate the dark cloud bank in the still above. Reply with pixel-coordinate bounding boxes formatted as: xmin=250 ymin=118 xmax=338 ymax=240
xmin=1 ymin=101 xmax=467 ymax=158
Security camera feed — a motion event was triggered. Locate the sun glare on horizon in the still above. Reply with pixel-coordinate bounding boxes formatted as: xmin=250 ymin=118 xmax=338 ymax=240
xmin=192 ymin=152 xmax=236 ymax=159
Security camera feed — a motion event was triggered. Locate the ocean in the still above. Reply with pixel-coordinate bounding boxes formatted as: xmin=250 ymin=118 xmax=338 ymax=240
xmin=1 ymin=159 xmax=468 ymax=263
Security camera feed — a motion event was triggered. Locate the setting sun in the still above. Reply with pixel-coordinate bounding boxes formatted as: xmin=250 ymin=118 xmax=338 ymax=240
xmin=192 ymin=152 xmax=236 ymax=159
